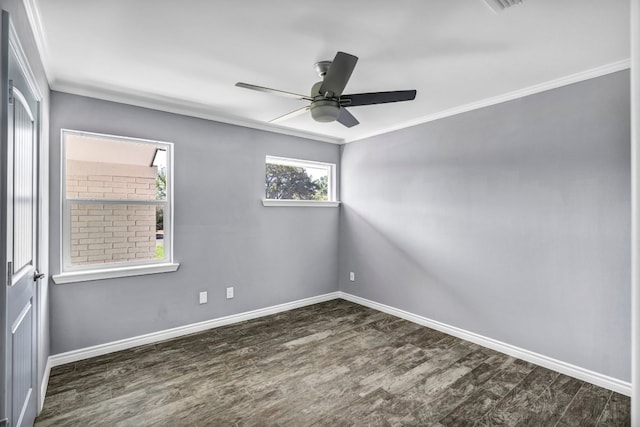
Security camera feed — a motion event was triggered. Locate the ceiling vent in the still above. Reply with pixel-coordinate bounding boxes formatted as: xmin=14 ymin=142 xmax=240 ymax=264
xmin=483 ymin=0 xmax=524 ymax=13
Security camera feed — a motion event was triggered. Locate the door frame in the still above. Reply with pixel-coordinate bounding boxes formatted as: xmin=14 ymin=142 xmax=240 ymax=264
xmin=0 ymin=10 xmax=46 ymax=424
xmin=631 ymin=0 xmax=639 ymax=424
xmin=8 ymin=19 xmax=47 ymax=416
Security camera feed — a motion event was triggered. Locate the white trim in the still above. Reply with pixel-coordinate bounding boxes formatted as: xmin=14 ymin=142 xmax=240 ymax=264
xmin=338 ymin=292 xmax=633 ymax=396
xmin=51 ymin=79 xmax=344 ymax=145
xmin=631 ymin=0 xmax=639 ymax=423
xmin=8 ymin=20 xmax=43 ymax=101
xmin=62 ymin=128 xmax=174 ymax=147
xmin=58 ymin=129 xmax=64 ymax=282
xmin=37 ymin=108 xmax=49 ymax=416
xmin=48 ymin=292 xmax=341 ymax=366
xmin=21 ymin=0 xmax=51 ymax=83
xmin=262 ymin=199 xmax=340 ymax=207
xmin=44 ymin=291 xmax=631 ymax=397
xmin=265 ymin=155 xmax=338 ymax=204
xmin=265 ymin=155 xmax=334 ymax=169
xmin=48 ymin=61 xmax=629 ymax=146
xmin=39 ymin=357 xmax=51 ymax=412
xmin=52 ymin=262 xmax=180 ymax=284
xmin=59 ymin=129 xmax=176 ymax=278
xmin=346 ymin=59 xmax=632 ymax=143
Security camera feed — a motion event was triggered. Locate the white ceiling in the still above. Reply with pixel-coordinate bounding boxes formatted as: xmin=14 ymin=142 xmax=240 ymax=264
xmin=27 ymin=0 xmax=630 ymax=143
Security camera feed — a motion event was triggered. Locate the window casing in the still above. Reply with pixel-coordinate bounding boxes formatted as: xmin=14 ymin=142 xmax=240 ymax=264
xmin=263 ymin=155 xmax=338 ymax=207
xmin=54 ymin=130 xmax=177 ymax=283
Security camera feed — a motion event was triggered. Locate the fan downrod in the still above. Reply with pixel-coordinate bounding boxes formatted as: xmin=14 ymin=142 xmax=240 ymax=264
xmin=314 ymin=61 xmax=332 ymax=78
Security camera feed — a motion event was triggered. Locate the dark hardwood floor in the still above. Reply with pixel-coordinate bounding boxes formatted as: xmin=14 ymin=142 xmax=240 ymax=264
xmin=36 ymin=299 xmax=630 ymax=426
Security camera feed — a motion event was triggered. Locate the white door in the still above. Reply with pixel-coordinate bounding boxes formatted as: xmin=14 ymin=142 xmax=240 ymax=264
xmin=1 ymin=11 xmax=41 ymax=427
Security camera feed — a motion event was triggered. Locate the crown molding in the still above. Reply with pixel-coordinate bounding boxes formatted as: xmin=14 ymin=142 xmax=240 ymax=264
xmin=51 ymin=58 xmax=629 ymax=146
xmin=22 ymin=0 xmax=343 ymax=144
xmin=346 ymin=59 xmax=631 ymax=143
xmin=51 ymin=78 xmax=344 ymax=144
xmin=22 ymin=0 xmax=629 ymax=146
xmin=22 ymin=0 xmax=52 ymax=83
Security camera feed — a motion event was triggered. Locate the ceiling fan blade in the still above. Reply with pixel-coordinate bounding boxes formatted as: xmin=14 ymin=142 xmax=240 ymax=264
xmin=340 ymin=90 xmax=417 ymax=107
xmin=269 ymin=105 xmax=311 ymax=123
xmin=336 ymin=107 xmax=359 ymax=128
xmin=318 ymin=52 xmax=358 ymax=98
xmin=236 ymin=82 xmax=313 ymax=101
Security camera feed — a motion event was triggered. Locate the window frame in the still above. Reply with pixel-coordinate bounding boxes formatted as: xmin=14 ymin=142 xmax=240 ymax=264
xmin=262 ymin=155 xmax=339 ymax=207
xmin=53 ymin=129 xmax=179 ymax=284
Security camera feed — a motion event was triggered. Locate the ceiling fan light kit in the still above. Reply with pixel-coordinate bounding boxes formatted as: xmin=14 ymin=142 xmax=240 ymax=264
xmin=236 ymin=51 xmax=417 ymax=128
xmin=310 ymin=100 xmax=340 ymax=123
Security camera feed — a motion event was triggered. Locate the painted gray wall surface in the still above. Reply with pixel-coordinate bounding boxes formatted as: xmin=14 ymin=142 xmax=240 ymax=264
xmin=49 ymin=91 xmax=340 ymax=354
xmin=0 ymin=0 xmax=51 ymax=407
xmin=339 ymin=71 xmax=631 ymax=381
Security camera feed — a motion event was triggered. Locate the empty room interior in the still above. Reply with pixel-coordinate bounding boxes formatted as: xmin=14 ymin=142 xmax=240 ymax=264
xmin=0 ymin=0 xmax=639 ymax=426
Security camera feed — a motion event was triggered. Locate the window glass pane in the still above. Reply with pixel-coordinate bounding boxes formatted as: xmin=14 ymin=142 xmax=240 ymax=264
xmin=153 ymin=149 xmax=167 ymax=201
xmin=65 ymin=134 xmax=166 ymax=201
xmin=62 ymin=130 xmax=172 ymax=272
xmin=265 ymin=160 xmax=330 ymax=201
xmin=69 ymin=202 xmax=164 ymax=266
xmin=155 ymin=205 xmax=165 ymax=260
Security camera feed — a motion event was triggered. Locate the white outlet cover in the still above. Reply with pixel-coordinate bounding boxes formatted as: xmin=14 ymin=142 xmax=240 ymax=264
xmin=226 ymin=287 xmax=234 ymax=299
xmin=199 ymin=291 xmax=208 ymax=304
xmin=350 ymin=272 xmax=355 ymax=281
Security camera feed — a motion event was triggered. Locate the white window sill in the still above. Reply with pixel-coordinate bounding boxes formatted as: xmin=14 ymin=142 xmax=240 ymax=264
xmin=262 ymin=199 xmax=340 ymax=207
xmin=52 ymin=262 xmax=180 ymax=284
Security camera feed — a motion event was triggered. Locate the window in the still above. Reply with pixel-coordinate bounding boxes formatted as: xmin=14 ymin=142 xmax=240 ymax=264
xmin=263 ymin=156 xmax=339 ymax=207
xmin=53 ymin=130 xmax=178 ymax=284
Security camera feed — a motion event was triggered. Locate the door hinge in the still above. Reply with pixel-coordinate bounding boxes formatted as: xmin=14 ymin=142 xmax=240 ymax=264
xmin=7 ymin=261 xmax=12 ymax=286
xmin=8 ymin=79 xmax=13 ymax=104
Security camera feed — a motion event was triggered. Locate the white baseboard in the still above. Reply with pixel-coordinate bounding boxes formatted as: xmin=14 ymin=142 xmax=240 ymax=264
xmin=48 ymin=292 xmax=341 ymax=367
xmin=39 ymin=357 xmax=51 ymax=413
xmin=44 ymin=290 xmax=631 ymax=398
xmin=338 ymin=291 xmax=632 ymax=397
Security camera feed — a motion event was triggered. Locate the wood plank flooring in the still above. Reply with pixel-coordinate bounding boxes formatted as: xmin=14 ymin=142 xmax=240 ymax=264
xmin=35 ymin=299 xmax=630 ymax=426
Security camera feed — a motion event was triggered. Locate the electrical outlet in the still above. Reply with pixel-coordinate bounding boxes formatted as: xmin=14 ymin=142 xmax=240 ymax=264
xmin=349 ymin=272 xmax=355 ymax=282
xmin=199 ymin=291 xmax=208 ymax=304
xmin=226 ymin=287 xmax=234 ymax=299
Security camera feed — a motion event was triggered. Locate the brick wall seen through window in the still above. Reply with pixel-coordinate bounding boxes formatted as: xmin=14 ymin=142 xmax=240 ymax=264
xmin=62 ymin=130 xmax=172 ymax=272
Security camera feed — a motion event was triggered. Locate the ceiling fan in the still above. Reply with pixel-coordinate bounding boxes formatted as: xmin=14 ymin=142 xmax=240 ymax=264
xmin=235 ymin=51 xmax=417 ymax=128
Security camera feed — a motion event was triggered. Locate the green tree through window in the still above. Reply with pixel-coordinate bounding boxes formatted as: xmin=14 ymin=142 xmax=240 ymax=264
xmin=265 ymin=164 xmax=327 ymax=200
xmin=155 ymin=168 xmax=166 ymax=233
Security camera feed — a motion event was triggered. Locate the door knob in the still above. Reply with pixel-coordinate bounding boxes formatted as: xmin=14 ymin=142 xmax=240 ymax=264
xmin=34 ymin=269 xmax=45 ymax=281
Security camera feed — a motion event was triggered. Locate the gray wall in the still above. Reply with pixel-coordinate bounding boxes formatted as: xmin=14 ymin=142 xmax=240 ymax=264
xmin=339 ymin=70 xmax=631 ymax=381
xmin=49 ymin=91 xmax=340 ymax=354
xmin=49 ymin=70 xmax=630 ymax=384
xmin=0 ymin=0 xmax=51 ymax=407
